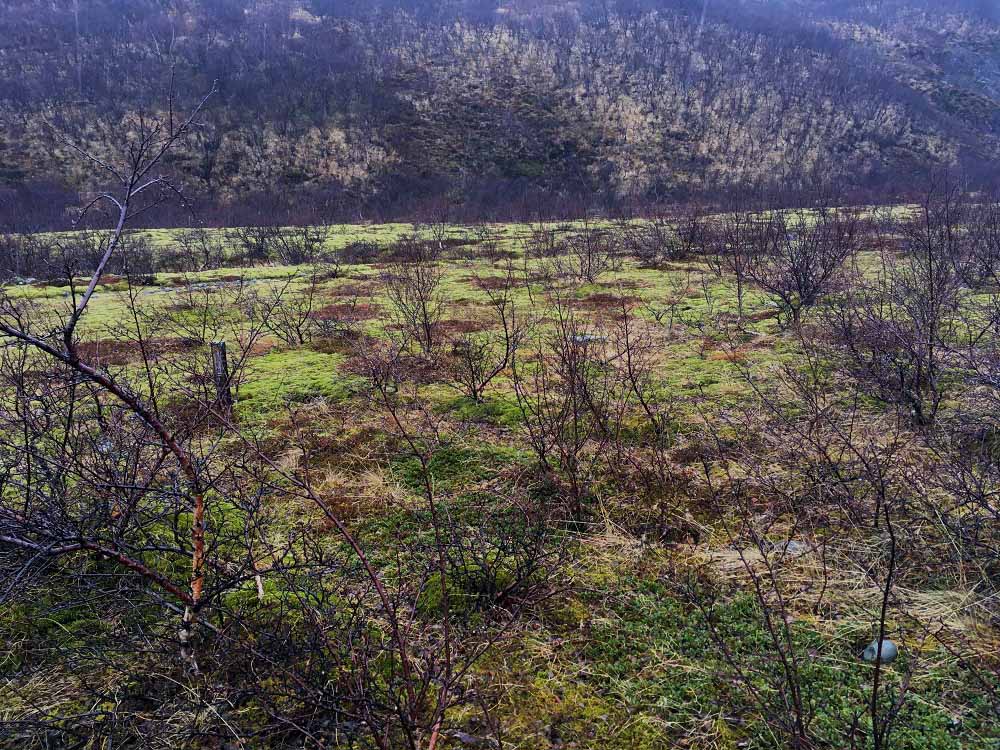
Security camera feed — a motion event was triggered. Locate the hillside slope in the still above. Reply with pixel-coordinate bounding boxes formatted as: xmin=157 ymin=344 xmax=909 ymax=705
xmin=1 ymin=0 xmax=999 ymax=225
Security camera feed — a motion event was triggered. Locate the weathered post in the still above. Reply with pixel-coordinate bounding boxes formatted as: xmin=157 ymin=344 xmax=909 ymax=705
xmin=211 ymin=340 xmax=233 ymax=412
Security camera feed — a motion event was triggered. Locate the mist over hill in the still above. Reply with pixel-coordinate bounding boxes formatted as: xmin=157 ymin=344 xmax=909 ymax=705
xmin=2 ymin=0 xmax=999 ymax=227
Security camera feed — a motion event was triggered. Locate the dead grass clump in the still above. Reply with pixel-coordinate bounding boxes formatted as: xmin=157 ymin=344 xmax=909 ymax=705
xmin=747 ymin=308 xmax=781 ymax=322
xmin=708 ymin=347 xmax=748 ymax=363
xmin=695 ymin=531 xmax=989 ymax=651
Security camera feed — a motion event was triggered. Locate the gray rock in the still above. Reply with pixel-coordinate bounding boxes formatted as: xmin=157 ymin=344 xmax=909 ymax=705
xmin=772 ymin=539 xmax=809 ymax=557
xmin=862 ymin=638 xmax=898 ymax=664
xmin=449 ymin=730 xmax=498 ymax=748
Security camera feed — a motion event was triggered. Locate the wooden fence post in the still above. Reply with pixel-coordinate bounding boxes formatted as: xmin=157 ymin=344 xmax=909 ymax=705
xmin=211 ymin=340 xmax=233 ymax=411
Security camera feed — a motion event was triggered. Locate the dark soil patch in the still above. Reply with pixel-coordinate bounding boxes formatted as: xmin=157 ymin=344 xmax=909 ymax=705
xmin=596 ymin=279 xmax=648 ymax=290
xmin=341 ymin=343 xmax=441 ymax=385
xmin=312 ymin=302 xmax=380 ymax=321
xmin=438 ymin=318 xmax=491 ymax=335
xmin=77 ymin=337 xmax=200 ymax=367
xmin=525 ymin=271 xmax=559 ymax=285
xmin=166 ymin=274 xmax=248 ymax=290
xmin=310 ymin=331 xmax=366 ymax=355
xmin=328 ymin=282 xmax=375 ymax=298
xmin=574 ymin=292 xmax=639 ymax=311
xmin=466 ymin=275 xmax=510 ymax=290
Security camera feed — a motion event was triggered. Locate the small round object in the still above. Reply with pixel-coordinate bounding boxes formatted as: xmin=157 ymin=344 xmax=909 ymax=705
xmin=862 ymin=638 xmax=898 ymax=664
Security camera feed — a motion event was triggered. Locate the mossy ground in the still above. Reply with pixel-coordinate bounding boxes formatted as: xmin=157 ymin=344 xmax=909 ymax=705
xmin=2 ymin=218 xmax=997 ymax=749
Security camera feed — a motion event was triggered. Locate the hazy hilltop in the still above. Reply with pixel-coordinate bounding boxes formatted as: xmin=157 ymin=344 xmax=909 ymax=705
xmin=2 ymin=0 xmax=1000 ymax=226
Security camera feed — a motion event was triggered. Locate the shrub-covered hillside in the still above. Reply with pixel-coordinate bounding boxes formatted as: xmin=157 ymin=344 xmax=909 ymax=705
xmin=2 ymin=0 xmax=1000 ymax=226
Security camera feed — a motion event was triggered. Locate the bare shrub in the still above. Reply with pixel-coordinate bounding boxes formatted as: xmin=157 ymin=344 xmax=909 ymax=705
xmin=624 ymin=209 xmax=707 ymax=267
xmin=688 ymin=348 xmax=922 ymax=750
xmin=744 ymin=207 xmax=864 ymax=327
xmin=604 ymin=298 xmax=695 ymax=539
xmin=511 ymin=298 xmax=620 ymax=521
xmin=964 ymin=195 xmax=1000 ymax=288
xmin=382 ymin=256 xmax=446 ymax=356
xmin=313 ymin=294 xmax=368 ymax=341
xmin=471 ymin=223 xmax=508 ymax=261
xmin=552 ymin=224 xmax=622 ymax=284
xmin=357 ymin=341 xmax=564 ymax=744
xmin=272 ymin=225 xmax=331 ymax=266
xmin=643 ymin=268 xmax=696 ymax=337
xmin=0 ymin=233 xmax=59 ymax=281
xmin=445 ymin=264 xmax=527 ymax=402
xmin=163 ymin=277 xmax=253 ymax=346
xmin=341 ymin=239 xmax=383 ymax=264
xmin=524 ymin=224 xmax=564 ymax=259
xmin=164 ymin=228 xmax=226 ymax=272
xmin=245 ymin=267 xmax=331 ymax=346
xmin=824 ymin=206 xmax=963 ymax=426
xmin=707 ymin=207 xmax=757 ymax=321
xmin=229 ymin=223 xmax=281 ymax=265
xmin=386 ymin=233 xmax=439 ymax=264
